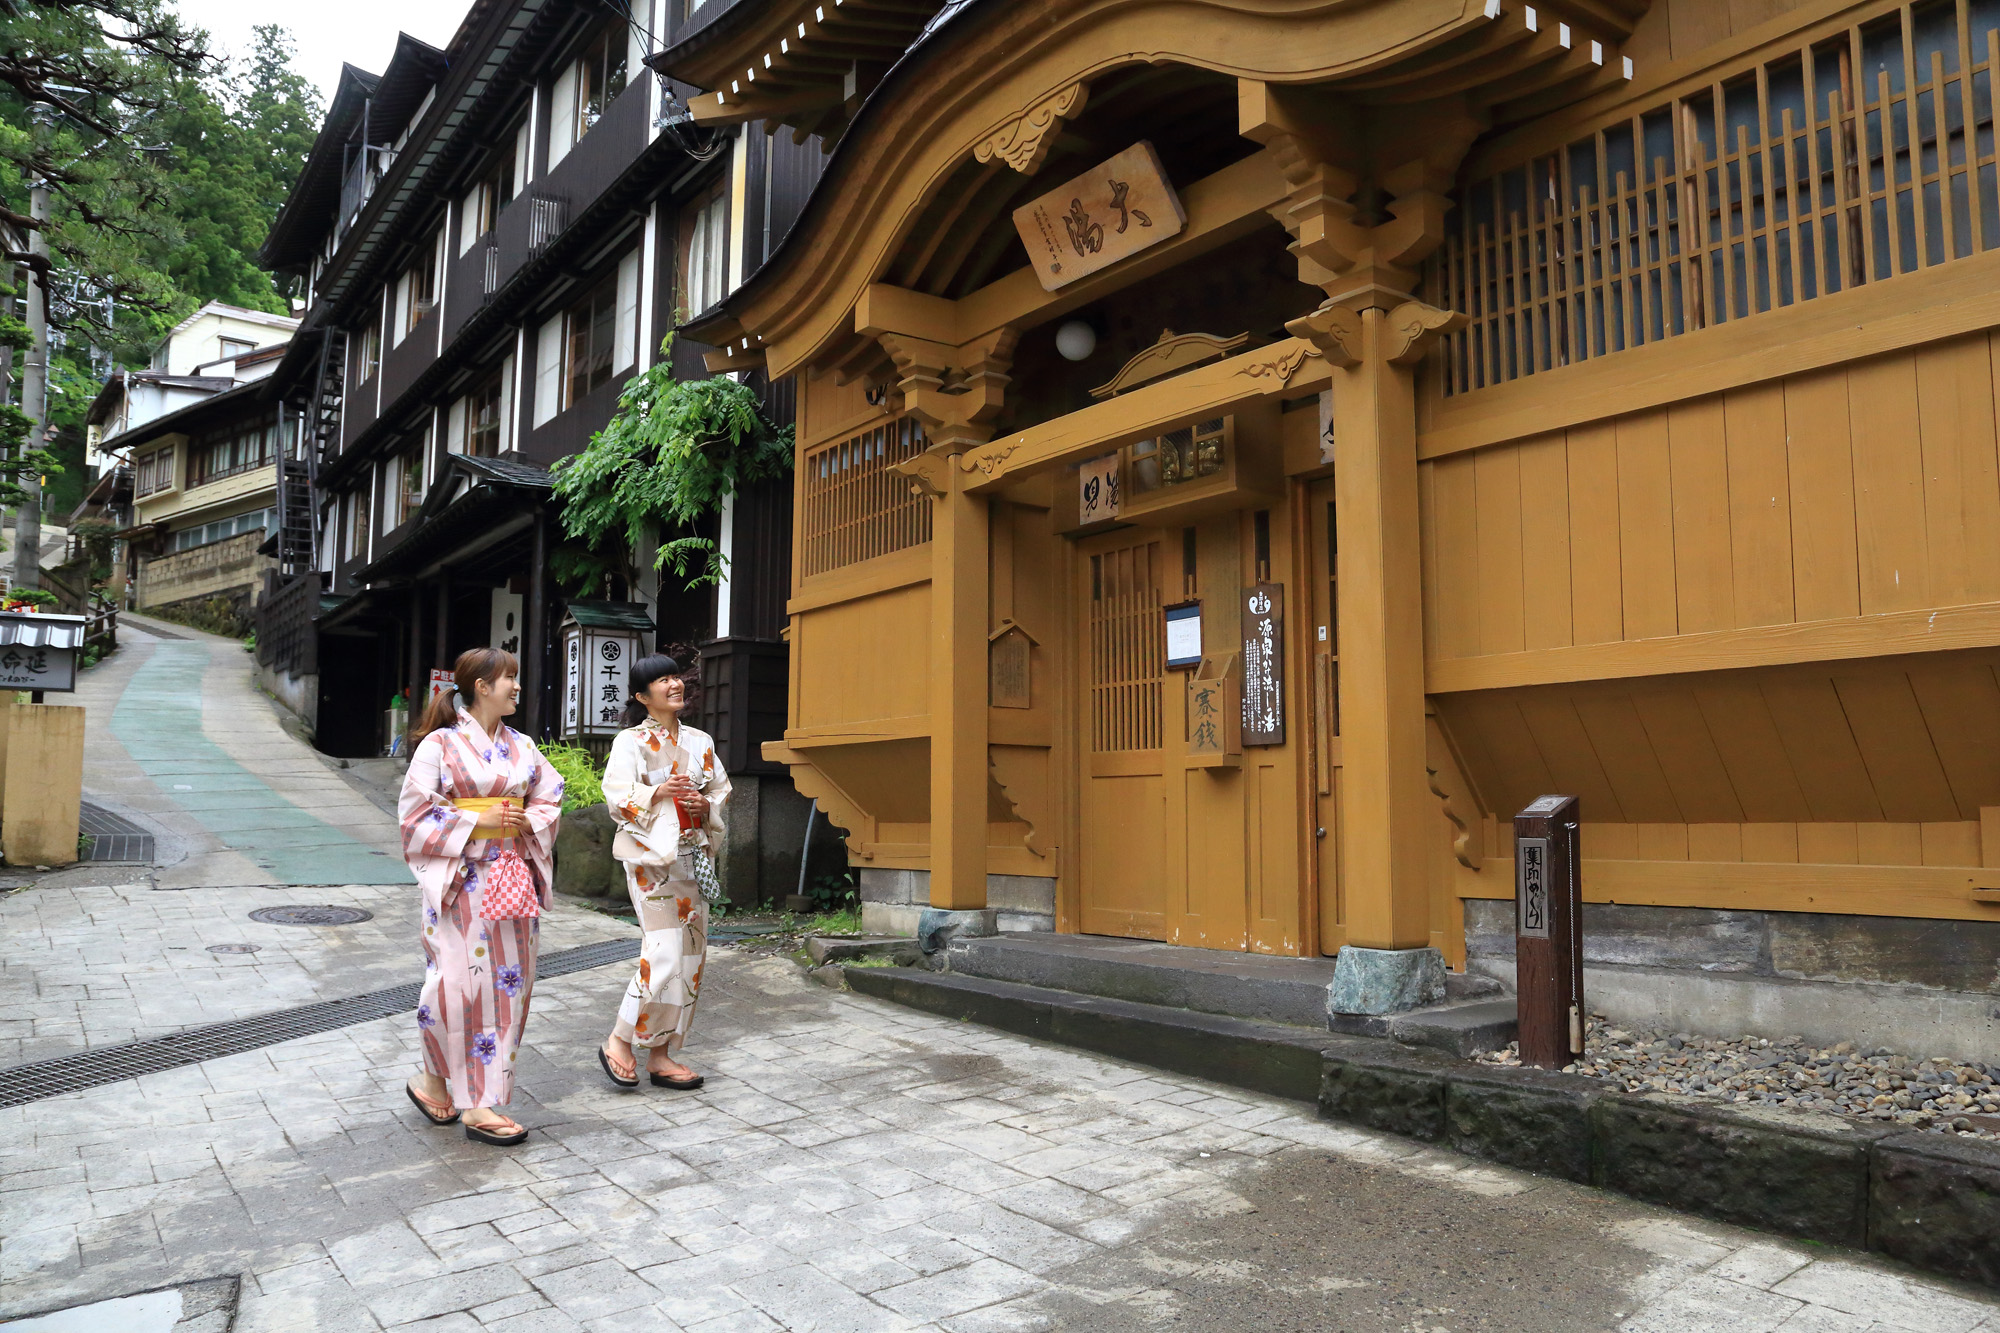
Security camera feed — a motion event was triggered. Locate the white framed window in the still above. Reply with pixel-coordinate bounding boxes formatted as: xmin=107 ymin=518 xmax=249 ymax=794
xmin=459 ymin=152 xmax=517 ymax=255
xmin=683 ymin=190 xmax=727 ymax=316
xmin=548 ymin=26 xmax=628 ymax=169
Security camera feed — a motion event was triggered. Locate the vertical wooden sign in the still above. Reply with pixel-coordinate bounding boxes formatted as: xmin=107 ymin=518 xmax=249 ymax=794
xmin=1515 ymin=794 xmax=1583 ymax=1069
xmin=1240 ymin=583 xmax=1285 ymax=745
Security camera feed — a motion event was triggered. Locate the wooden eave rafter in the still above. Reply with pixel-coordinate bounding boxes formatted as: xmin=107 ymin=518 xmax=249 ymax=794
xmin=663 ymin=0 xmax=949 ymax=143
xmin=689 ymin=0 xmax=1648 ymax=381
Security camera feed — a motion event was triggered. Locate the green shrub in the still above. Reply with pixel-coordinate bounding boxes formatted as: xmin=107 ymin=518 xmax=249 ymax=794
xmin=541 ymin=742 xmax=605 ymax=812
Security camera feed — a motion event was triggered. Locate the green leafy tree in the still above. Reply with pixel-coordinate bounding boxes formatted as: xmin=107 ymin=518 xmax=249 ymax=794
xmin=550 ymin=338 xmax=793 ymax=594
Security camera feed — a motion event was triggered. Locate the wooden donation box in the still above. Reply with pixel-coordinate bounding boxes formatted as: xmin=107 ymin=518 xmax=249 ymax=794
xmin=1514 ymin=794 xmax=1583 ymax=1068
xmin=558 ymin=600 xmax=654 ymax=740
xmin=0 ymin=611 xmax=87 ymax=867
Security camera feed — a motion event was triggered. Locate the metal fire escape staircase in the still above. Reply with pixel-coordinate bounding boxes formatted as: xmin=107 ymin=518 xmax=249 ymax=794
xmin=275 ymin=328 xmax=346 ymax=577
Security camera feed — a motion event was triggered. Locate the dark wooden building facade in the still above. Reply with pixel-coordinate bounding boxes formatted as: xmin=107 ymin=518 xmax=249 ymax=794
xmin=256 ymin=0 xmax=826 ymax=903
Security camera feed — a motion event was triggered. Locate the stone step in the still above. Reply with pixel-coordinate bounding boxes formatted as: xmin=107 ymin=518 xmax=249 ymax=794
xmin=943 ymin=932 xmax=1517 ymax=1056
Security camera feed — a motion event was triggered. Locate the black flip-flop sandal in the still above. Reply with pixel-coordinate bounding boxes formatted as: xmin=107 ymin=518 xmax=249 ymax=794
xmin=406 ymin=1082 xmax=460 ymax=1125
xmin=649 ymin=1070 xmax=704 ymax=1090
xmin=599 ymin=1046 xmax=639 ymax=1088
xmin=463 ymin=1116 xmax=529 ymax=1146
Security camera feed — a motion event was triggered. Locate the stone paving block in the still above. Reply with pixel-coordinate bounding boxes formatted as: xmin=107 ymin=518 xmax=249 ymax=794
xmin=1595 ymin=1097 xmax=1887 ymax=1248
xmin=733 ymin=1262 xmax=915 ymax=1332
xmin=1619 ymin=1272 xmax=1804 ymax=1333
xmin=874 ymin=1256 xmax=1047 ymax=1322
xmin=1772 ymin=1259 xmax=1996 ymax=1331
xmin=1867 ymin=1130 xmax=2000 ymax=1289
xmin=531 ymin=1257 xmax=663 ymax=1320
xmin=364 ymin=1261 xmax=533 ymax=1325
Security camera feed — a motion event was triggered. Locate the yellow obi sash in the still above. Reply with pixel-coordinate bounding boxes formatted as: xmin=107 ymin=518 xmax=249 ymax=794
xmin=452 ymin=796 xmax=520 ymax=840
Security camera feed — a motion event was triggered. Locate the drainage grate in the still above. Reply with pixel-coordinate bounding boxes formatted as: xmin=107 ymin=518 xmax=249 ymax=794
xmin=249 ymin=905 xmax=374 ymax=926
xmin=79 ymin=802 xmax=155 ymax=864
xmin=207 ymin=944 xmax=260 ymax=955
xmin=0 ymin=935 xmax=639 ymax=1108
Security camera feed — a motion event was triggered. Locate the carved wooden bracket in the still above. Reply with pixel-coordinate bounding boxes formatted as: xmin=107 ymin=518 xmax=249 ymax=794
xmin=1284 ymin=303 xmax=1364 ymax=367
xmin=1427 ymin=763 xmax=1479 ymax=871
xmin=990 ymin=744 xmax=1056 ymax=860
xmin=891 ymin=445 xmax=957 ymax=499
xmin=1382 ymin=300 xmax=1468 ymax=367
xmin=974 ymin=82 xmax=1089 ymax=175
xmin=877 ymin=327 xmax=1020 ymax=455
xmin=770 ymin=751 xmax=879 ymax=862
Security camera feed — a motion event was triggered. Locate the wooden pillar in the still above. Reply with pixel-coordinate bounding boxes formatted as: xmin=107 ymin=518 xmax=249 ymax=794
xmin=875 ymin=326 xmax=1017 ymax=914
xmin=407 ymin=585 xmax=425 ymax=712
xmin=929 ymin=469 xmax=990 ymax=910
xmin=433 ymin=575 xmax=451 ymax=669
xmin=522 ymin=508 xmax=548 ymax=737
xmin=1330 ymin=307 xmax=1433 ymax=949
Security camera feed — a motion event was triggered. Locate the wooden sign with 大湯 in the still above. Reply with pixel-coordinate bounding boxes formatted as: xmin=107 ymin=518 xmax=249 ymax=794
xmin=1012 ymin=142 xmax=1186 ymax=291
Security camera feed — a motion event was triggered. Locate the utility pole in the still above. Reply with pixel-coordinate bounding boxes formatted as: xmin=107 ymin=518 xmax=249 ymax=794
xmin=12 ymin=110 xmax=50 ymax=592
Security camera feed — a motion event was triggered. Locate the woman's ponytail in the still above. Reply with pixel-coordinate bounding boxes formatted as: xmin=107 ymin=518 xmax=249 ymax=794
xmin=410 ymin=685 xmax=460 ymax=745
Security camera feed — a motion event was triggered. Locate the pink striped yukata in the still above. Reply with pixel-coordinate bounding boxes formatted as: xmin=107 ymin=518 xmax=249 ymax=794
xmin=398 ymin=710 xmax=564 ymax=1110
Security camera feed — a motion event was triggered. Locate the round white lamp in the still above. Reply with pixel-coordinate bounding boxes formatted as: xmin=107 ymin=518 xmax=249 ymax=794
xmin=1055 ymin=319 xmax=1097 ymax=362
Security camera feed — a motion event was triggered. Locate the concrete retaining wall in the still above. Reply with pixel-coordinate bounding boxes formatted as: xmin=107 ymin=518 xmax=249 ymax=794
xmin=859 ymin=868 xmax=1056 ymax=936
xmin=1466 ymin=899 xmax=2000 ymax=1065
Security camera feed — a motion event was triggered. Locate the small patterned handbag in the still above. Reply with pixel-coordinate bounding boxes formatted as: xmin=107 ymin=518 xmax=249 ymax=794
xmin=479 ymin=849 xmax=542 ymax=920
xmin=680 ymin=828 xmax=725 ymax=904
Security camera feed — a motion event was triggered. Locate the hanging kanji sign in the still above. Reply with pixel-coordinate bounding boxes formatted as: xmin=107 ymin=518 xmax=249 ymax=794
xmin=1012 ymin=141 xmax=1186 ymax=291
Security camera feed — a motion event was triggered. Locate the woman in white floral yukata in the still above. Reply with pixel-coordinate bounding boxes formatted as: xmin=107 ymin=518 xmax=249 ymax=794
xmin=597 ymin=653 xmax=730 ymax=1091
xmin=398 ymin=647 xmax=564 ymax=1145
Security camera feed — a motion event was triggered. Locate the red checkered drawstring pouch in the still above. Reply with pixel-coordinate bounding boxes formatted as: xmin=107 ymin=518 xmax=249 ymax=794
xmin=479 ymin=849 xmax=541 ymax=919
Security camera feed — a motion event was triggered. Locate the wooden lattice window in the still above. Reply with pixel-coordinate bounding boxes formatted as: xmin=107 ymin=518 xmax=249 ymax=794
xmin=1088 ymin=540 xmax=1164 ymax=752
xmin=1430 ymin=0 xmax=2000 ymax=394
xmin=799 ymin=412 xmax=932 ymax=577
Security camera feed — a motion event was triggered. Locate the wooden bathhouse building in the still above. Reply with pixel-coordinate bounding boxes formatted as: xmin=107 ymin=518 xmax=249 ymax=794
xmin=658 ymin=0 xmax=2000 ymax=1050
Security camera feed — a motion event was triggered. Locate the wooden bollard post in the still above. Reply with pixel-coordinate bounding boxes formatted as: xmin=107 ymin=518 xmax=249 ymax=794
xmin=1514 ymin=794 xmax=1582 ymax=1069
xmin=3 ymin=703 xmax=85 ymax=867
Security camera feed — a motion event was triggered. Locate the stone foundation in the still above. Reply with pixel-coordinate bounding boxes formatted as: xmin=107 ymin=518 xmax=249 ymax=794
xmin=859 ymin=869 xmax=1056 ymax=936
xmin=1464 ymin=900 xmax=2000 ymax=1065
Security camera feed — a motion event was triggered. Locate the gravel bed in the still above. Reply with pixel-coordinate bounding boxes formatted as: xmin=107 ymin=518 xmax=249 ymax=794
xmin=1477 ymin=1016 xmax=2000 ymax=1141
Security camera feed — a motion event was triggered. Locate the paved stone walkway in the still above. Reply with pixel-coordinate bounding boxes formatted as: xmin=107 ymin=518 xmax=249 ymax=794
xmin=0 ymin=879 xmax=631 ymax=1065
xmin=75 ymin=617 xmax=407 ymax=889
xmin=3 ymin=952 xmax=1993 ymax=1332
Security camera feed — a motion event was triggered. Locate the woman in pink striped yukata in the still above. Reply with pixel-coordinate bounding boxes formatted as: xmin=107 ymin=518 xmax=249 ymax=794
xmin=397 ymin=647 xmax=564 ymax=1145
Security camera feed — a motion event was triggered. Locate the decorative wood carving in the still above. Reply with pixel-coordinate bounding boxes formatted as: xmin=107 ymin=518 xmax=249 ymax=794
xmin=989 ymin=744 xmax=1055 ymax=860
xmin=959 ymin=440 xmax=1019 ymax=477
xmin=974 ymin=82 xmax=1089 ymax=175
xmin=891 ymin=445 xmax=956 ymax=499
xmin=1232 ymin=342 xmax=1318 ymax=385
xmin=1285 ymin=303 xmax=1364 ymax=367
xmin=1428 ymin=763 xmax=1479 ymax=871
xmin=1089 ymin=329 xmax=1250 ymax=399
xmin=1383 ymin=300 xmax=1469 ymax=366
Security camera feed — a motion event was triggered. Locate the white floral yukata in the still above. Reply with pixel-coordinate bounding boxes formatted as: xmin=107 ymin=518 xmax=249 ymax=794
xmin=602 ymin=717 xmax=730 ymax=1055
xmin=398 ymin=710 xmax=563 ymax=1109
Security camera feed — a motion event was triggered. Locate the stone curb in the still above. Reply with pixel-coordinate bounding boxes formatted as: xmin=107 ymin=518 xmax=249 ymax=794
xmin=839 ymin=961 xmax=2000 ymax=1292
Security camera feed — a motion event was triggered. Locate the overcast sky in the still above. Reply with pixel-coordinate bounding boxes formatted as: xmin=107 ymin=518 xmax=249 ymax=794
xmin=173 ymin=0 xmax=471 ymax=107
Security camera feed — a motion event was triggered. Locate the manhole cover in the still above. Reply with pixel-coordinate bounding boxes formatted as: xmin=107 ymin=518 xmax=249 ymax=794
xmin=207 ymin=943 xmax=260 ymax=955
xmin=248 ymin=906 xmax=374 ymax=926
